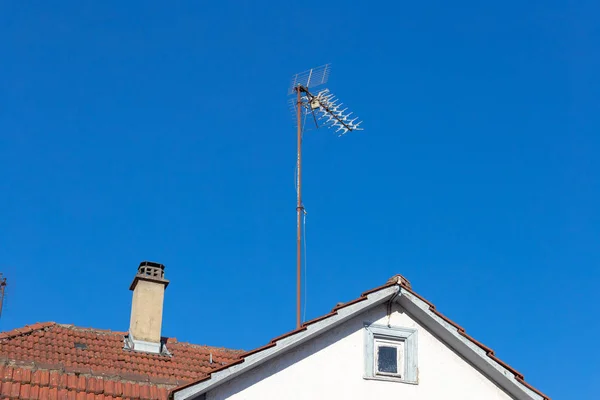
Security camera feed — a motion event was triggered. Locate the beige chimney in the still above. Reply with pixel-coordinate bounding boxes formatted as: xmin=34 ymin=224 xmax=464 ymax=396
xmin=127 ymin=261 xmax=169 ymax=354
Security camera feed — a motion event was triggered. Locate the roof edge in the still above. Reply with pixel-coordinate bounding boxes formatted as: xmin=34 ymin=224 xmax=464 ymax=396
xmin=0 ymin=322 xmax=56 ymax=340
xmin=398 ymin=284 xmax=550 ymax=400
xmin=172 ymin=284 xmax=399 ymax=400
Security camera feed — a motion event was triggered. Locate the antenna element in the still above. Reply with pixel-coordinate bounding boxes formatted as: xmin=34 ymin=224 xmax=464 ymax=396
xmin=288 ymin=64 xmax=331 ymax=95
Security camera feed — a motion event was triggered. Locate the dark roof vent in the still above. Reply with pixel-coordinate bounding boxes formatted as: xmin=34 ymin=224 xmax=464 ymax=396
xmin=74 ymin=342 xmax=87 ymax=350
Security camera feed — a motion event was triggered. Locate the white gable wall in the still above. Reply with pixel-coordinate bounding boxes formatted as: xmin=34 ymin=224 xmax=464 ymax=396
xmin=207 ymin=303 xmax=515 ymax=400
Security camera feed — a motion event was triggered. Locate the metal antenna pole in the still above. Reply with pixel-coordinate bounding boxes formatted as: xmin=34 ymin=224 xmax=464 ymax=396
xmin=295 ymin=87 xmax=303 ymax=329
xmin=0 ymin=275 xmax=6 ymax=319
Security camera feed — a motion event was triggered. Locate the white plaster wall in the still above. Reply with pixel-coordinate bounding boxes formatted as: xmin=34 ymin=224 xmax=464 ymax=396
xmin=207 ymin=303 xmax=516 ymax=400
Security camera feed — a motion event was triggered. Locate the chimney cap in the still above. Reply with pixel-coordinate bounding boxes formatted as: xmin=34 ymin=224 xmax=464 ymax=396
xmin=129 ymin=260 xmax=170 ymax=291
xmin=139 ymin=261 xmax=165 ymax=270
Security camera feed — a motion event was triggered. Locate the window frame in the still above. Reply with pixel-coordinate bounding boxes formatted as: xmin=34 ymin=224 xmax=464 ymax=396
xmin=374 ymin=338 xmax=404 ymax=377
xmin=364 ymin=323 xmax=418 ymax=384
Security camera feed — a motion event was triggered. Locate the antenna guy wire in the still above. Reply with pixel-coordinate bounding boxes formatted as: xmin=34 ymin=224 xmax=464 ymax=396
xmin=302 ymin=209 xmax=308 ymax=323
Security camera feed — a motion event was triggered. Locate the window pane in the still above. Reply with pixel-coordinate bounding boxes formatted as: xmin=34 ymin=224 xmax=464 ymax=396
xmin=377 ymin=346 xmax=397 ymax=374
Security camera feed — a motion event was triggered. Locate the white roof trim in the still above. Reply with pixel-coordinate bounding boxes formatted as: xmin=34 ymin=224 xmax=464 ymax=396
xmin=173 ymin=285 xmax=399 ymax=400
xmin=398 ymin=288 xmax=544 ymax=400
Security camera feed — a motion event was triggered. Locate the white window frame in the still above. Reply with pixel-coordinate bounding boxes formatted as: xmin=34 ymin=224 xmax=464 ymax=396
xmin=364 ymin=323 xmax=418 ymax=384
xmin=374 ymin=338 xmax=405 ymax=378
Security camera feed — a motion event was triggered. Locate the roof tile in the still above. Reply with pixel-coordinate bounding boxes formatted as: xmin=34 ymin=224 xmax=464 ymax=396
xmin=139 ymin=384 xmax=151 ymax=400
xmin=13 ymin=368 xmax=31 ymax=384
xmin=48 ymin=371 xmax=60 ymax=388
xmin=39 ymin=386 xmax=49 ymax=399
xmin=123 ymin=382 xmax=133 ymax=399
xmin=58 ymin=373 xmax=68 ymax=389
xmin=19 ymin=383 xmax=31 ymax=399
xmin=32 ymin=370 xmax=48 ymax=387
xmin=15 ymin=327 xmax=33 ymax=335
xmin=29 ymin=384 xmax=40 ymax=400
xmin=2 ymin=365 xmax=14 ymax=381
xmin=103 ymin=380 xmax=114 ymax=396
xmin=59 ymin=388 xmax=70 ymax=400
xmin=85 ymin=378 xmax=101 ymax=395
xmin=76 ymin=375 xmax=86 ymax=392
xmin=157 ymin=387 xmax=168 ymax=399
xmin=2 ymin=381 xmax=13 ymax=397
xmin=11 ymin=382 xmax=21 ymax=398
xmin=113 ymin=381 xmax=123 ymax=397
xmin=149 ymin=385 xmax=159 ymax=400
xmin=47 ymin=386 xmax=57 ymax=400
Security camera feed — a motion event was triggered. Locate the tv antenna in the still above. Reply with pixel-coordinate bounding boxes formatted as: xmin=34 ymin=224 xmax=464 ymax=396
xmin=289 ymin=64 xmax=363 ymax=328
xmin=0 ymin=274 xmax=6 ymax=319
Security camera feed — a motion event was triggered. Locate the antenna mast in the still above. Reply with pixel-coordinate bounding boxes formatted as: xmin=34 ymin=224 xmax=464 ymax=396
xmin=0 ymin=274 xmax=6 ymax=319
xmin=289 ymin=64 xmax=363 ymax=328
xmin=295 ymin=86 xmax=303 ymax=330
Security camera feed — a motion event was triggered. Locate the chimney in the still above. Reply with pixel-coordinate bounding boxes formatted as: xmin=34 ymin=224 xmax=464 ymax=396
xmin=126 ymin=261 xmax=169 ymax=354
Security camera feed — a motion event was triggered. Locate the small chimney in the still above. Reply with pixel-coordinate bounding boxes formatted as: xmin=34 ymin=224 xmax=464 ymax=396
xmin=126 ymin=261 xmax=169 ymax=354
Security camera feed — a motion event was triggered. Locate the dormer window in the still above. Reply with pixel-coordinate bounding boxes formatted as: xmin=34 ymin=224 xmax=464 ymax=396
xmin=364 ymin=323 xmax=418 ymax=384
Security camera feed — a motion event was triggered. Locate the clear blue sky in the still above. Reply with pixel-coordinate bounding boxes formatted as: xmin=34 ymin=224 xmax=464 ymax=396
xmin=1 ymin=2 xmax=598 ymax=398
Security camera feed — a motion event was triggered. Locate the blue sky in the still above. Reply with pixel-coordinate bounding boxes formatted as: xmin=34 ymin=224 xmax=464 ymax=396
xmin=1 ymin=1 xmax=598 ymax=398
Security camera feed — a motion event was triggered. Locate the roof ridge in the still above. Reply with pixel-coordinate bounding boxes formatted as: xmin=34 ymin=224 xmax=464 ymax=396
xmin=57 ymin=324 xmax=243 ymax=351
xmin=55 ymin=323 xmax=128 ymax=336
xmin=1 ymin=322 xmax=243 ymax=354
xmin=166 ymin=340 xmax=243 ymax=352
xmin=0 ymin=322 xmax=56 ymax=340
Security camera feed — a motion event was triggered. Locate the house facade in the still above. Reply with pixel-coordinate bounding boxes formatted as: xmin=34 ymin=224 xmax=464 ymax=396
xmin=0 ymin=263 xmax=549 ymax=400
xmin=174 ymin=276 xmax=549 ymax=400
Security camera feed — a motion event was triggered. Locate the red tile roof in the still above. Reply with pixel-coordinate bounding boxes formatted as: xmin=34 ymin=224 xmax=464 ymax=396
xmin=173 ymin=277 xmax=550 ymax=400
xmin=0 ymin=322 xmax=242 ymax=399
